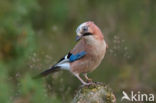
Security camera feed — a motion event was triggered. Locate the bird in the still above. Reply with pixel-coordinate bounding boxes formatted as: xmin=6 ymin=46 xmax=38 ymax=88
xmin=35 ymin=21 xmax=108 ymax=85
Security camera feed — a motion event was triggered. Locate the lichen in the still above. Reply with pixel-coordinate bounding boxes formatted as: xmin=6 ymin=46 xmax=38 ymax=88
xmin=72 ymin=82 xmax=116 ymax=103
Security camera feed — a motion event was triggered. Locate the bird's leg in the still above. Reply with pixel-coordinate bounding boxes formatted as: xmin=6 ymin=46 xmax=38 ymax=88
xmin=84 ymin=73 xmax=93 ymax=83
xmin=73 ymin=73 xmax=88 ymax=85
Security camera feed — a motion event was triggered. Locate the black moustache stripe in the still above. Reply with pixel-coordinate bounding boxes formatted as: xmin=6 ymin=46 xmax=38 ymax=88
xmin=83 ymin=33 xmax=92 ymax=36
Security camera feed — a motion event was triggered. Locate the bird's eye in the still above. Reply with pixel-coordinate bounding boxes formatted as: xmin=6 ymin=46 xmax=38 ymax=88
xmin=82 ymin=26 xmax=88 ymax=31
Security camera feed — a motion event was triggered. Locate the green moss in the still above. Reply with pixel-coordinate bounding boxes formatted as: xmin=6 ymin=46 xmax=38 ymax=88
xmin=72 ymin=82 xmax=116 ymax=103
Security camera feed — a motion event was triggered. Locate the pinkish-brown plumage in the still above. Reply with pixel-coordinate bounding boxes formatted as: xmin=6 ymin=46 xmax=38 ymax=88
xmin=70 ymin=21 xmax=107 ymax=75
xmin=36 ymin=21 xmax=107 ymax=85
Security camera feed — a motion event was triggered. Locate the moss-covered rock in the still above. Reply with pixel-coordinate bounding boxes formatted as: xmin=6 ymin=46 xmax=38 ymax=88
xmin=72 ymin=82 xmax=116 ymax=103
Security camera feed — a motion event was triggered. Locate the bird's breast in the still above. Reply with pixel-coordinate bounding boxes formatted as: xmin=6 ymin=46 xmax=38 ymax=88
xmin=70 ymin=37 xmax=107 ymax=73
xmin=85 ymin=39 xmax=106 ymax=63
xmin=86 ymin=40 xmax=106 ymax=72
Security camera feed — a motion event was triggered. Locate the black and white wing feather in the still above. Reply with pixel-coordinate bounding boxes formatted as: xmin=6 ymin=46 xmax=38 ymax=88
xmin=34 ymin=51 xmax=86 ymax=78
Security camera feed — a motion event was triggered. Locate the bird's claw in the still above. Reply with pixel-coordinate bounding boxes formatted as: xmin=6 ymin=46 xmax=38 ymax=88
xmin=86 ymin=78 xmax=93 ymax=83
xmin=83 ymin=82 xmax=95 ymax=86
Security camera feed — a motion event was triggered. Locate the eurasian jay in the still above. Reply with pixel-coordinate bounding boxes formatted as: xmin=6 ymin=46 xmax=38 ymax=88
xmin=36 ymin=21 xmax=107 ymax=85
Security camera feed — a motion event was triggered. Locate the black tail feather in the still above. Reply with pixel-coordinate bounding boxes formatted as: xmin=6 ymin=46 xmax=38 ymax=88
xmin=33 ymin=66 xmax=60 ymax=79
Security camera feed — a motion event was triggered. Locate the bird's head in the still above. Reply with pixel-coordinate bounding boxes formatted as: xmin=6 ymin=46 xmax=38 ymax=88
xmin=76 ymin=21 xmax=104 ymax=41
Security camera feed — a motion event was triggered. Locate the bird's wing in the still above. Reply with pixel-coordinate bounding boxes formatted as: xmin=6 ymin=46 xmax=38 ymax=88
xmin=56 ymin=40 xmax=87 ymax=69
xmin=34 ymin=39 xmax=87 ymax=78
xmin=70 ymin=39 xmax=85 ymax=54
xmin=34 ymin=50 xmax=86 ymax=78
xmin=55 ymin=39 xmax=87 ymax=65
xmin=56 ymin=51 xmax=86 ymax=65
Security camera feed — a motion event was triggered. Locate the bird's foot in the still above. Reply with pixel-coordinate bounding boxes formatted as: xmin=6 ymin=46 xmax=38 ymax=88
xmin=86 ymin=78 xmax=93 ymax=83
xmin=83 ymin=82 xmax=95 ymax=86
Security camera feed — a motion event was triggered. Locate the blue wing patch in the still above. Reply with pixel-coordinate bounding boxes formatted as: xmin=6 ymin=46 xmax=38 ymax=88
xmin=69 ymin=51 xmax=86 ymax=62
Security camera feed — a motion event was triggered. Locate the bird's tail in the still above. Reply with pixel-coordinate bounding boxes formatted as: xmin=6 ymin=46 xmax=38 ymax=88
xmin=33 ymin=66 xmax=60 ymax=79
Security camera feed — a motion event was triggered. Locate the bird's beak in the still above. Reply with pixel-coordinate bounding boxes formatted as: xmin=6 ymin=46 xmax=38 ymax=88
xmin=76 ymin=35 xmax=81 ymax=41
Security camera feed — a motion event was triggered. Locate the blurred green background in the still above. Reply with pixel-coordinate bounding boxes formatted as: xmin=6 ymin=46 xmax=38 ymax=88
xmin=0 ymin=0 xmax=156 ymax=103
